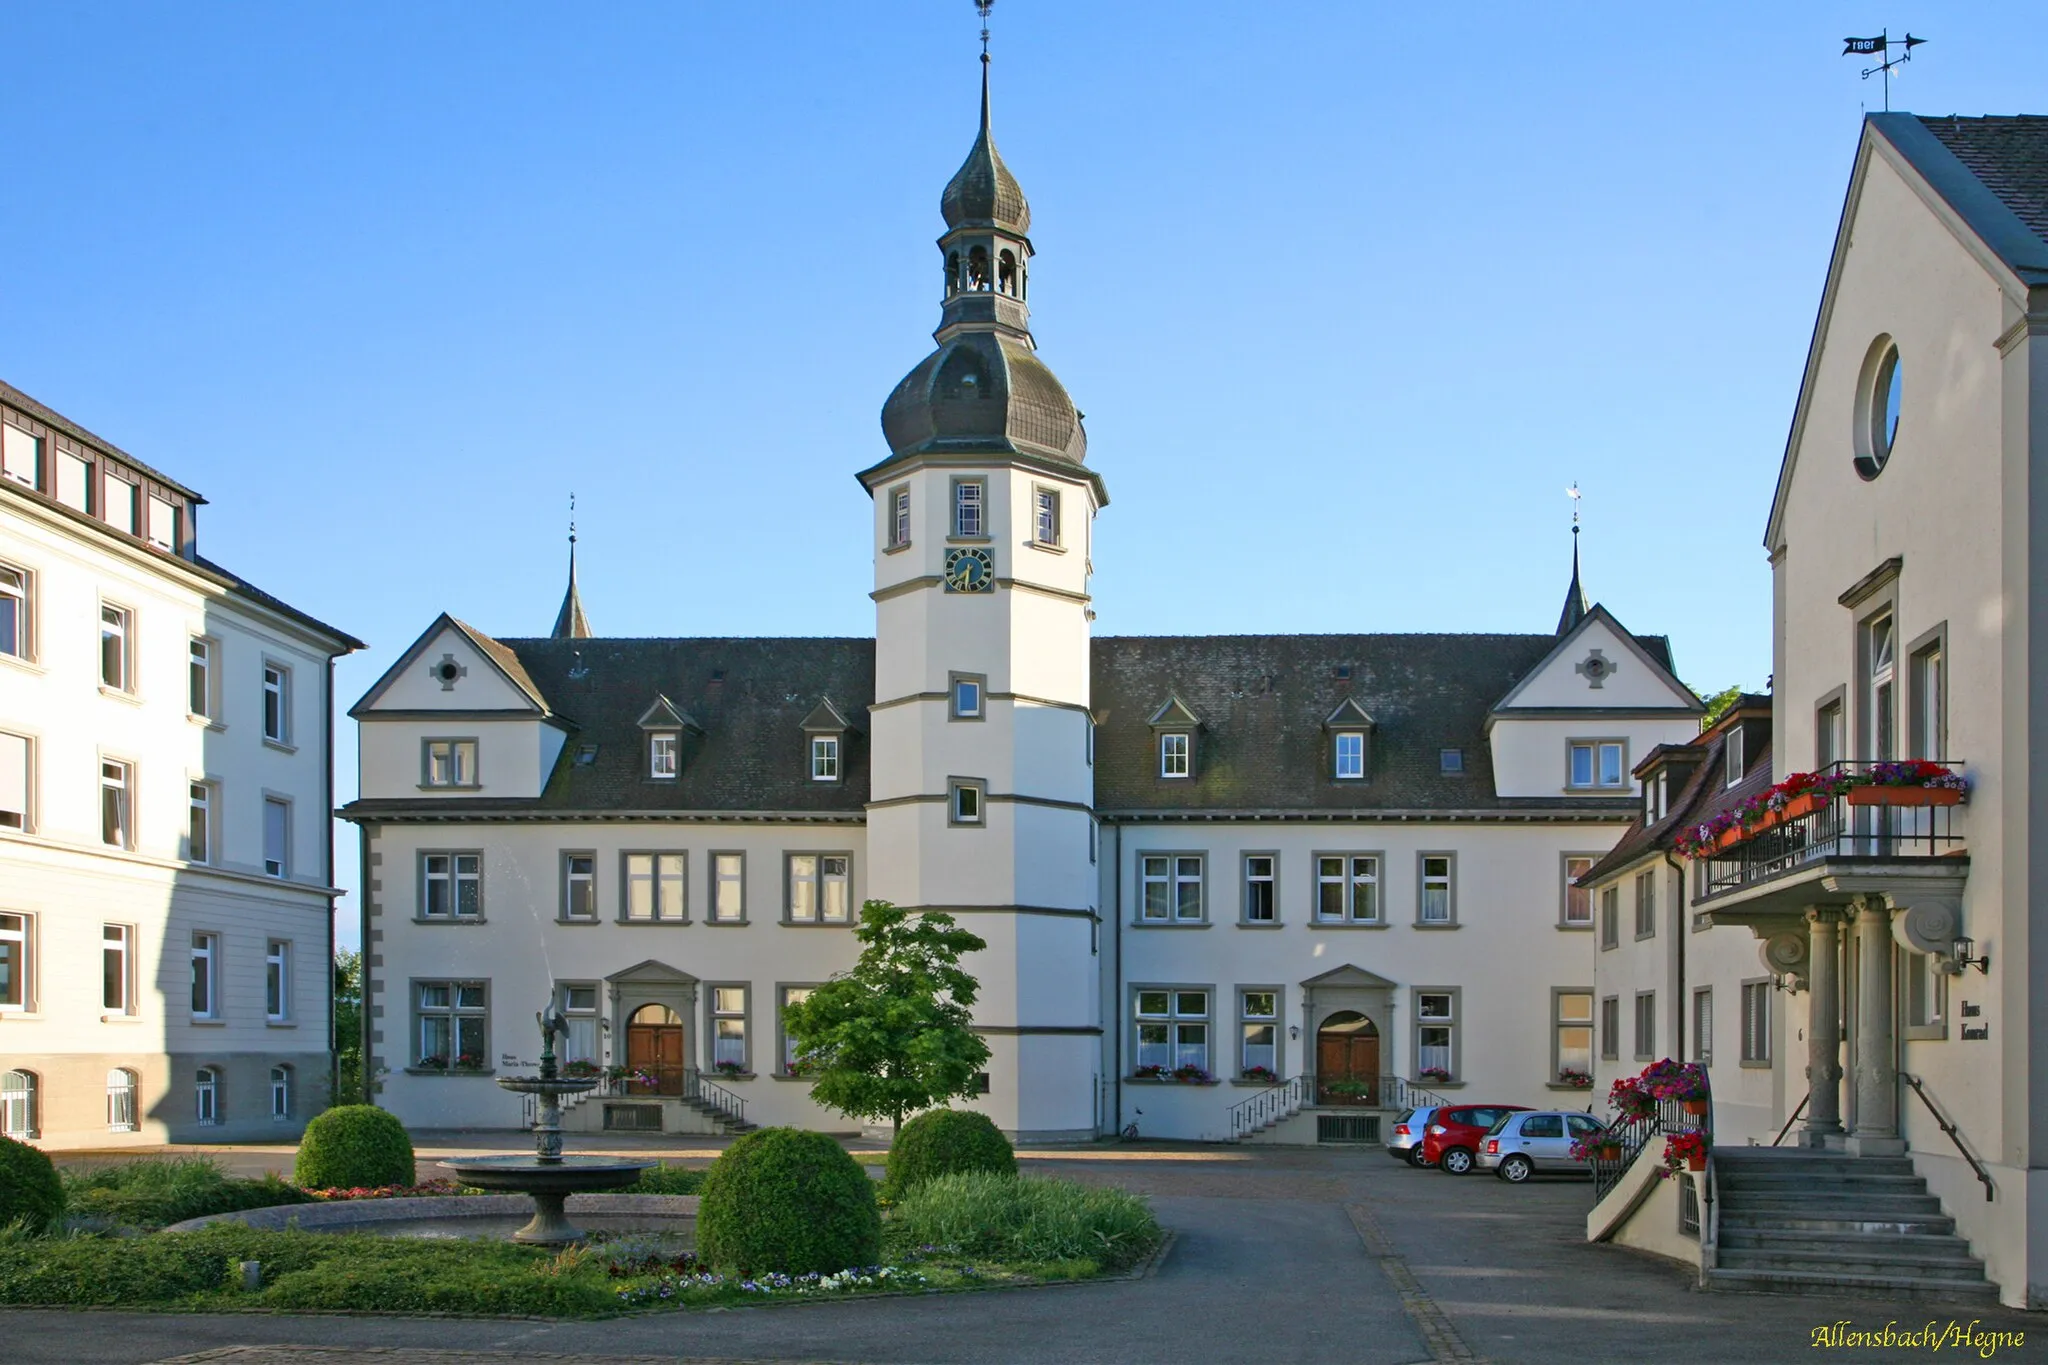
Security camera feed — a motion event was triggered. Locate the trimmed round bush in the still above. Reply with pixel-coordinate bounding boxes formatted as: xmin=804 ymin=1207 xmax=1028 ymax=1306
xmin=293 ymin=1106 xmax=414 ymax=1190
xmin=886 ymin=1108 xmax=1015 ymax=1197
xmin=0 ymin=1135 xmax=62 ymax=1234
xmin=697 ymin=1127 xmax=879 ymax=1275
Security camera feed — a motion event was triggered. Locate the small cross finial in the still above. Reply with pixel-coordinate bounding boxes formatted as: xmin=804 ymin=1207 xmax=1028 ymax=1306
xmin=977 ymin=0 xmax=993 ymax=59
xmin=1566 ymin=482 xmax=1582 ymax=533
xmin=568 ymin=491 xmax=577 ymax=546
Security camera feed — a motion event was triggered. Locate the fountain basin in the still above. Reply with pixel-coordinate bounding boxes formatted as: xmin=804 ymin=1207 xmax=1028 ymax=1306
xmin=166 ymin=1192 xmax=694 ymax=1244
xmin=437 ymin=1155 xmax=655 ymax=1245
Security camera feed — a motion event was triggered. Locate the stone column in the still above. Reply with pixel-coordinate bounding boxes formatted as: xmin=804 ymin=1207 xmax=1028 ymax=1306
xmin=1846 ymin=897 xmax=1905 ymax=1155
xmin=1802 ymin=907 xmax=1845 ymax=1147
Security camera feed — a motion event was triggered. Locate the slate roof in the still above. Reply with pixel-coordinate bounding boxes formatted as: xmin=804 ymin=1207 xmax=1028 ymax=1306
xmin=1867 ymin=113 xmax=2048 ymax=286
xmin=1917 ymin=115 xmax=2048 ymax=250
xmin=1579 ymin=729 xmax=1773 ymax=884
xmin=0 ymin=378 xmax=202 ymax=501
xmin=195 ymin=555 xmax=366 ymax=652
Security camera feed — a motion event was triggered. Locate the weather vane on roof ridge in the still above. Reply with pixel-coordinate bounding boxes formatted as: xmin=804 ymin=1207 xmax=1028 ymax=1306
xmin=1567 ymin=482 xmax=1582 ymax=537
xmin=976 ymin=0 xmax=993 ymax=59
xmin=1844 ymin=30 xmax=1927 ymax=113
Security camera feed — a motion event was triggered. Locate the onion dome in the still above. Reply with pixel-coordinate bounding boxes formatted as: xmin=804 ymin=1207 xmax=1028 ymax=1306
xmin=880 ymin=331 xmax=1085 ymax=464
xmin=941 ymin=58 xmax=1031 ymax=234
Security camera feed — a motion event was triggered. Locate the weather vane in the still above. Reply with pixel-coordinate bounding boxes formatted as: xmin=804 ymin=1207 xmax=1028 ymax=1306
xmin=1843 ymin=30 xmax=1927 ymax=112
xmin=1567 ymin=483 xmax=1582 ymax=536
xmin=977 ymin=0 xmax=993 ymax=59
xmin=568 ymin=491 xmax=577 ymax=546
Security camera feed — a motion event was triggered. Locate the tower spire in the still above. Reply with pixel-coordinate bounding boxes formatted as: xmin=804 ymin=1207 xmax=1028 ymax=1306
xmin=1557 ymin=484 xmax=1589 ymax=635
xmin=552 ymin=493 xmax=593 ymax=640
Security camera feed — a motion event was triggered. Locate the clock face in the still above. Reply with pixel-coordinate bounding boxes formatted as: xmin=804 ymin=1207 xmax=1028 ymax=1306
xmin=944 ymin=547 xmax=995 ymax=593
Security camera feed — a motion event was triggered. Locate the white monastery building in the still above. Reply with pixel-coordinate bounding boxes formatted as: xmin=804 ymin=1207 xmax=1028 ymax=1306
xmin=345 ymin=55 xmax=1704 ymax=1146
xmin=0 ymin=382 xmax=361 ymax=1147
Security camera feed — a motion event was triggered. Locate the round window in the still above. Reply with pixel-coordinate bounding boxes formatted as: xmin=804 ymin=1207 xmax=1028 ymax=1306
xmin=1856 ymin=338 xmax=1902 ymax=480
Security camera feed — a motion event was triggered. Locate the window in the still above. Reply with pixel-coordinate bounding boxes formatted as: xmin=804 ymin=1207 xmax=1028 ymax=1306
xmin=948 ymin=779 xmax=984 ymax=826
xmin=1242 ymin=855 xmax=1277 ymax=923
xmin=623 ymin=852 xmax=687 ymax=920
xmin=0 ymin=423 xmax=39 ymax=488
xmin=147 ymin=494 xmax=179 ymax=551
xmin=421 ymin=852 xmax=482 ymax=919
xmin=0 ymin=914 xmax=27 ymax=1011
xmin=55 ymin=451 xmax=90 ymax=512
xmin=1910 ymin=637 xmax=1945 ymax=760
xmin=1159 ymin=732 xmax=1191 ymax=778
xmin=1817 ymin=697 xmax=1844 ymax=769
xmin=100 ymin=604 xmax=130 ymax=690
xmin=1416 ymin=991 xmax=1456 ymax=1080
xmin=1089 ymin=820 xmax=1098 ymax=864
xmin=950 ymin=673 xmax=984 ymax=719
xmin=101 ymin=760 xmax=133 ymax=848
xmin=1633 ymin=869 xmax=1656 ymax=939
xmin=195 ymin=1065 xmax=222 ymax=1121
xmin=1569 ymin=740 xmax=1626 ymax=789
xmin=0 ymin=564 xmax=28 ymax=660
xmin=779 ymin=986 xmax=814 ymax=1072
xmin=191 ymin=932 xmax=219 ymax=1018
xmin=416 ymin=980 xmax=488 ymax=1068
xmin=1418 ymin=854 xmax=1454 ymax=925
xmin=1315 ymin=855 xmax=1380 ymax=923
xmin=1439 ymin=748 xmax=1464 ymax=775
xmin=1333 ymin=731 xmax=1365 ymax=780
xmin=263 ymin=797 xmax=290 ymax=877
xmin=711 ymin=852 xmax=745 ymax=922
xmin=2 ymin=1070 xmax=35 ymax=1138
xmin=1599 ymin=995 xmax=1620 ymax=1060
xmin=1239 ymin=989 xmax=1278 ymax=1077
xmin=952 ymin=479 xmax=985 ymax=537
xmin=1633 ymin=991 xmax=1656 ymax=1060
xmin=103 ymin=924 xmax=132 ymax=1014
xmin=887 ymin=485 xmax=911 ymax=549
xmin=1554 ymin=990 xmax=1593 ymax=1082
xmin=1139 ymin=854 xmax=1204 ymax=923
xmin=1134 ymin=989 xmax=1209 ymax=1075
xmin=1905 ymin=951 xmax=1947 ymax=1036
xmin=1562 ymin=856 xmax=1594 ymax=927
xmin=186 ymin=782 xmax=212 ymax=863
xmin=1726 ymin=726 xmax=1746 ymax=786
xmin=562 ymin=853 xmax=597 ymax=921
xmin=1740 ymin=981 xmax=1771 ymax=1064
xmin=788 ymin=854 xmax=851 ymax=923
xmin=810 ymin=735 xmax=840 ymax=782
xmin=266 ymin=940 xmax=290 ymax=1021
xmin=711 ymin=985 xmax=748 ymax=1070
xmin=0 ymin=731 xmax=28 ymax=831
xmin=425 ymin=739 xmax=478 ymax=787
xmin=1866 ymin=613 xmax=1896 ymax=760
xmin=104 ymin=1069 xmax=134 ymax=1134
xmin=262 ymin=663 xmax=290 ymax=744
xmin=270 ymin=1066 xmax=293 ymax=1120
xmin=1857 ymin=338 xmax=1903 ymax=478
xmin=558 ymin=983 xmax=599 ymax=1063
xmin=1692 ymin=988 xmax=1713 ymax=1064
xmin=1599 ymin=885 xmax=1618 ymax=949
xmin=1033 ymin=487 xmax=1060 ymax=546
xmin=648 ymin=733 xmax=679 ymax=779
xmin=108 ymin=475 xmax=138 ymax=534
xmin=188 ymin=638 xmax=212 ymax=717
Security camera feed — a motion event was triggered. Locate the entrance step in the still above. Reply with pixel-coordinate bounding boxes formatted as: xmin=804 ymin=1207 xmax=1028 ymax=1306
xmin=1704 ymin=1267 xmax=1999 ymax=1304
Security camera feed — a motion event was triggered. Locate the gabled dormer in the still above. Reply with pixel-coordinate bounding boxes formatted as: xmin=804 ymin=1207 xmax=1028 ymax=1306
xmin=1147 ymin=694 xmax=1203 ymax=780
xmin=1322 ymin=696 xmax=1377 ymax=782
xmin=1633 ymin=741 xmax=1707 ymax=825
xmin=637 ymin=694 xmax=704 ymax=781
xmin=801 ymin=697 xmax=854 ymax=784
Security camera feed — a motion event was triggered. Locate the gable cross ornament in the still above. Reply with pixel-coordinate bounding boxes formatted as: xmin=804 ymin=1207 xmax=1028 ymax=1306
xmin=1576 ymin=650 xmax=1616 ymax=689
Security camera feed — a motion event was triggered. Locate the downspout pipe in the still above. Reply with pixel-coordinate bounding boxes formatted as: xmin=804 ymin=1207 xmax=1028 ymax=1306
xmin=323 ymin=656 xmax=337 ymax=1112
xmin=1112 ymin=822 xmax=1122 ymax=1137
xmin=1667 ymin=852 xmax=1688 ymax=1064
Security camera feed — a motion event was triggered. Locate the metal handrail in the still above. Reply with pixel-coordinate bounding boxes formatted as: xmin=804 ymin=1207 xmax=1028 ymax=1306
xmin=685 ymin=1068 xmax=747 ymax=1128
xmin=1771 ymin=1091 xmax=1810 ymax=1147
xmin=1902 ymin=1072 xmax=1993 ymax=1202
xmin=1228 ymin=1074 xmax=1306 ymax=1139
xmin=1590 ymin=1061 xmax=1713 ymax=1202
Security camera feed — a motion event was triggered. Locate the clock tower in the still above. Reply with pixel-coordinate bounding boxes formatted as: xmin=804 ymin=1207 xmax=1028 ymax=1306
xmin=857 ymin=46 xmax=1107 ymax=1141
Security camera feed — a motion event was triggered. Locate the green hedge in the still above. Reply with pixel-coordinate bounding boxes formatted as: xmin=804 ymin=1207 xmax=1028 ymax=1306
xmin=885 ymin=1108 xmax=1015 ymax=1197
xmin=63 ymin=1158 xmax=313 ymax=1230
xmin=0 ymin=1136 xmax=62 ymax=1234
xmin=293 ymin=1106 xmax=415 ymax=1190
xmin=696 ymin=1128 xmax=879 ymax=1275
xmin=623 ymin=1162 xmax=705 ymax=1196
xmin=886 ymin=1172 xmax=1160 ymax=1270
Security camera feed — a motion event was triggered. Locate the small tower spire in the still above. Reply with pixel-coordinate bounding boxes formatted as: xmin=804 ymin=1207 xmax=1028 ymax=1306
xmin=552 ymin=493 xmax=593 ymax=640
xmin=1557 ymin=483 xmax=1589 ymax=635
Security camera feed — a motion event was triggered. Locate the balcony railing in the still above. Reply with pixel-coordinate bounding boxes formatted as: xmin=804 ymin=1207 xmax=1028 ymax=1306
xmin=1695 ymin=760 xmax=1965 ymax=902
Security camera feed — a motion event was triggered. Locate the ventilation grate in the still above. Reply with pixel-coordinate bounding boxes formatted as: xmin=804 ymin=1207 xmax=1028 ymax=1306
xmin=1318 ymin=1113 xmax=1380 ymax=1144
xmin=603 ymin=1103 xmax=663 ymax=1133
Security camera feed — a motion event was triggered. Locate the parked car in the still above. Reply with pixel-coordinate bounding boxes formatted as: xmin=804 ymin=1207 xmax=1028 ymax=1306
xmin=1385 ymin=1107 xmax=1439 ymax=1165
xmin=1477 ymin=1110 xmax=1610 ymax=1182
xmin=1421 ymin=1104 xmax=1531 ymax=1174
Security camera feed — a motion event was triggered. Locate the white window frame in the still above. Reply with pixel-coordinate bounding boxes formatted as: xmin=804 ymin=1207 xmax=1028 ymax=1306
xmin=0 ymin=913 xmax=30 ymax=1013
xmin=3 ymin=1068 xmax=37 ymax=1138
xmin=1032 ymin=486 xmax=1060 ymax=547
xmin=266 ymin=939 xmax=291 ymax=1022
xmin=420 ymin=852 xmax=483 ymax=920
xmin=557 ymin=982 xmax=601 ymax=1063
xmin=1242 ymin=853 xmax=1277 ymax=923
xmin=948 ymin=778 xmax=985 ymax=826
xmin=561 ymin=851 xmax=597 ymax=922
xmin=709 ymin=984 xmax=750 ymax=1071
xmin=188 ymin=780 xmax=214 ymax=864
xmin=786 ymin=853 xmax=852 ymax=924
xmin=107 ymin=473 xmax=139 ymax=535
xmin=147 ymin=493 xmax=179 ymax=551
xmin=1568 ymin=739 xmax=1627 ymax=790
xmin=263 ymin=795 xmax=290 ymax=877
xmin=648 ymin=732 xmax=679 ymax=780
xmin=1133 ymin=987 xmax=1211 ymax=1075
xmin=1415 ymin=989 xmax=1457 ymax=1081
xmin=1866 ymin=611 xmax=1897 ymax=760
xmin=1417 ymin=853 xmax=1454 ymax=925
xmin=710 ymin=851 xmax=745 ymax=922
xmin=104 ymin=1068 xmax=134 ymax=1134
xmin=810 ymin=734 xmax=840 ymax=782
xmin=1314 ymin=854 xmax=1381 ymax=924
xmin=622 ymin=851 xmax=688 ymax=922
xmin=101 ymin=758 xmax=134 ymax=849
xmin=1138 ymin=853 xmax=1205 ymax=924
xmin=262 ymin=661 xmax=291 ymax=744
xmin=778 ymin=984 xmax=816 ymax=1073
xmin=0 ymin=730 xmax=30 ymax=833
xmin=100 ymin=602 xmax=132 ymax=691
xmin=1239 ymin=988 xmax=1279 ymax=1077
xmin=103 ymin=923 xmax=133 ymax=1015
xmin=0 ymin=562 xmax=31 ymax=662
xmin=1333 ymin=730 xmax=1365 ymax=780
xmin=952 ymin=478 xmax=985 ymax=538
xmin=887 ymin=484 xmax=911 ymax=549
xmin=1553 ymin=989 xmax=1593 ymax=1082
xmin=269 ymin=1065 xmax=293 ymax=1121
xmin=950 ymin=672 xmax=985 ymax=720
xmin=424 ymin=738 xmax=479 ymax=788
xmin=1159 ymin=732 xmax=1191 ymax=778
xmin=188 ymin=637 xmax=214 ymax=719
xmin=415 ymin=979 xmax=489 ymax=1068
xmin=191 ymin=931 xmax=220 ymax=1019
xmin=1909 ymin=629 xmax=1946 ymax=761
xmin=1725 ymin=725 xmax=1746 ymax=787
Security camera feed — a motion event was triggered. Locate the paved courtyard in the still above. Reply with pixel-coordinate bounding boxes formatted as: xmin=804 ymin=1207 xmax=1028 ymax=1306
xmin=10 ymin=1141 xmax=2038 ymax=1364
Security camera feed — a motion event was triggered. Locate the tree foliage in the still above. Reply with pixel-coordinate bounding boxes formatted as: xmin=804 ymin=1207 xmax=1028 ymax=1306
xmin=1694 ymin=684 xmax=1746 ymax=730
xmin=782 ymin=901 xmax=991 ymax=1133
xmin=333 ymin=949 xmax=364 ymax=1106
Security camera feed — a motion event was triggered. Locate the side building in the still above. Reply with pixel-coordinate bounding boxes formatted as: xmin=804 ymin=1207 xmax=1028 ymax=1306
xmin=0 ymin=381 xmax=360 ymax=1147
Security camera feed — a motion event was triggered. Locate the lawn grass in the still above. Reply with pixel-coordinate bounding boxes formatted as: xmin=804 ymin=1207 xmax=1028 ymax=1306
xmin=60 ymin=1158 xmax=315 ymax=1231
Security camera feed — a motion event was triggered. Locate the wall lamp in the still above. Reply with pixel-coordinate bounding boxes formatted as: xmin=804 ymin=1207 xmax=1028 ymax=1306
xmin=1288 ymin=1025 xmax=1301 ymax=1041
xmin=1943 ymin=936 xmax=1991 ymax=976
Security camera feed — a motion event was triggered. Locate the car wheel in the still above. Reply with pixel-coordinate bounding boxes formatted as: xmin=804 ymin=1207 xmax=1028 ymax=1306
xmin=1497 ymin=1154 xmax=1534 ymax=1183
xmin=1405 ymin=1148 xmax=1427 ymax=1168
xmin=1440 ymin=1147 xmax=1474 ymax=1175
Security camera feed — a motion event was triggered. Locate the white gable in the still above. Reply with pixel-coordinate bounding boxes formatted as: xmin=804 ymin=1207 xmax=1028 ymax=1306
xmin=1493 ymin=610 xmax=1698 ymax=713
xmin=352 ymin=616 xmax=542 ymax=715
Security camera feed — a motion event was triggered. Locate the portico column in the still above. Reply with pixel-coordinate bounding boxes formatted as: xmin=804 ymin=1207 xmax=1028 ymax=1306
xmin=1802 ymin=907 xmax=1845 ymax=1147
xmin=1846 ymin=897 xmax=1905 ymax=1156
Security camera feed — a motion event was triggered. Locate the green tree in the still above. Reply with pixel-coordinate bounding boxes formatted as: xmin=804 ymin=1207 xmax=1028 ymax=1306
xmin=782 ymin=900 xmax=991 ymax=1137
xmin=1694 ymin=684 xmax=1746 ymax=730
xmin=333 ymin=949 xmax=364 ymax=1107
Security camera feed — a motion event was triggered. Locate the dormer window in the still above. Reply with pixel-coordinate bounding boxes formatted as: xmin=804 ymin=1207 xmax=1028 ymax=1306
xmin=423 ymin=739 xmax=477 ymax=788
xmin=1322 ymin=698 xmax=1375 ymax=782
xmin=1159 ymin=733 xmax=1191 ymax=778
xmin=1147 ymin=694 xmax=1203 ymax=781
xmin=649 ymin=733 xmax=679 ymax=780
xmin=811 ymin=735 xmax=840 ymax=782
xmin=635 ymin=695 xmax=701 ymax=780
xmin=798 ymin=696 xmax=854 ymax=785
xmin=1334 ymin=732 xmax=1365 ymax=780
xmin=1725 ymin=726 xmax=1745 ymax=788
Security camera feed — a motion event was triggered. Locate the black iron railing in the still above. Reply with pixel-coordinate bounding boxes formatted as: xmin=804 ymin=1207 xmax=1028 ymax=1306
xmin=1590 ymin=1065 xmax=1713 ymax=1203
xmin=1227 ymin=1073 xmax=1455 ymax=1140
xmin=1903 ymin=1072 xmax=1992 ymax=1202
xmin=1229 ymin=1075 xmax=1305 ymax=1139
xmin=1696 ymin=761 xmax=1965 ymax=902
xmin=520 ymin=1067 xmax=747 ymax=1131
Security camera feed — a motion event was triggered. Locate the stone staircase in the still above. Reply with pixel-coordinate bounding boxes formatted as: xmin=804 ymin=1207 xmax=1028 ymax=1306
xmin=1707 ymin=1148 xmax=1996 ymax=1302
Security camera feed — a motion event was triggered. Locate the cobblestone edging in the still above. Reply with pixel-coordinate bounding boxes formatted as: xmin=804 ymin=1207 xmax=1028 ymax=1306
xmin=1345 ymin=1202 xmax=1486 ymax=1365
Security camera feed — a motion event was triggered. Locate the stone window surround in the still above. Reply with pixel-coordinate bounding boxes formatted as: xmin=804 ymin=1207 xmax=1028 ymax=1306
xmin=1415 ymin=851 xmax=1457 ymax=929
xmin=1691 ymin=986 xmax=1713 ymax=1064
xmin=1598 ymin=994 xmax=1620 ymax=1060
xmin=1813 ymin=684 xmax=1848 ymax=770
xmin=884 ymin=482 xmax=912 ymax=553
xmin=1133 ymin=850 xmax=1206 ymax=927
xmin=265 ymin=937 xmax=293 ymax=1025
xmin=558 ymin=849 xmax=598 ymax=923
xmin=1309 ymin=850 xmax=1384 ymax=928
xmin=783 ymin=852 xmax=854 ymax=927
xmin=1239 ymin=850 xmax=1280 ymax=926
xmin=554 ymin=979 xmax=603 ymax=1068
xmin=948 ymin=475 xmax=988 ymax=541
xmin=704 ymin=981 xmax=752 ymax=1074
xmin=773 ymin=981 xmax=820 ymax=1079
xmin=102 ymin=921 xmax=136 ymax=1018
xmin=1130 ymin=982 xmax=1214 ymax=1078
xmin=1029 ymin=483 xmax=1063 ymax=551
xmin=2 ymin=726 xmax=37 ymax=835
xmin=1598 ymin=883 xmax=1619 ymax=950
xmin=1412 ymin=985 xmax=1461 ymax=1082
xmin=419 ymin=736 xmax=480 ymax=791
xmin=0 ymin=910 xmax=36 ymax=1014
xmin=1559 ymin=852 xmax=1599 ymax=930
xmin=190 ymin=929 xmax=222 ymax=1022
xmin=416 ymin=850 xmax=484 ymax=923
xmin=1564 ymin=736 xmax=1630 ymax=793
xmin=1632 ymin=990 xmax=1656 ymax=1061
xmin=1633 ymin=867 xmax=1658 ymax=941
xmin=947 ymin=777 xmax=986 ymax=827
xmin=99 ymin=598 xmax=135 ymax=696
xmin=618 ymin=849 xmax=689 ymax=924
xmin=1550 ymin=986 xmax=1594 ymax=1086
xmin=948 ymin=672 xmax=987 ymax=722
xmin=262 ymin=791 xmax=293 ymax=879
xmin=1237 ymin=985 xmax=1284 ymax=1079
xmin=186 ymin=775 xmax=218 ymax=865
xmin=1738 ymin=977 xmax=1772 ymax=1067
xmin=260 ymin=656 xmax=294 ymax=751
xmin=409 ymin=976 xmax=492 ymax=1075
xmin=1905 ymin=620 xmax=1948 ymax=760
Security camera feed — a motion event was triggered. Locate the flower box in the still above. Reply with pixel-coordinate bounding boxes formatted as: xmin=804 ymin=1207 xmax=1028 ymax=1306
xmin=1846 ymin=786 xmax=1964 ymax=808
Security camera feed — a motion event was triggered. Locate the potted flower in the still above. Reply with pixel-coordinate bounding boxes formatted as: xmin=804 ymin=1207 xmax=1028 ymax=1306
xmin=452 ymin=1054 xmax=486 ymax=1072
xmin=1659 ymin=1129 xmax=1709 ymax=1177
xmin=416 ymin=1054 xmax=449 ymax=1071
xmin=1638 ymin=1059 xmax=1709 ymax=1113
xmin=1241 ymin=1065 xmax=1278 ymax=1084
xmin=1608 ymin=1075 xmax=1655 ymax=1119
xmin=1569 ymin=1131 xmax=1621 ymax=1163
xmin=712 ymin=1059 xmax=747 ymax=1077
xmin=561 ymin=1059 xmax=602 ymax=1079
xmin=1132 ymin=1063 xmax=1166 ymax=1080
xmin=1419 ymin=1066 xmax=1453 ymax=1084
xmin=1556 ymin=1068 xmax=1592 ymax=1089
xmin=1171 ymin=1064 xmax=1216 ymax=1084
xmin=1847 ymin=759 xmax=1968 ymax=807
xmin=1323 ymin=1078 xmax=1372 ymax=1103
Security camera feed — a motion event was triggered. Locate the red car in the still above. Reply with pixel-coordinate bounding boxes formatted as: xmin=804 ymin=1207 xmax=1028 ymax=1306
xmin=1421 ymin=1104 xmax=1532 ymax=1174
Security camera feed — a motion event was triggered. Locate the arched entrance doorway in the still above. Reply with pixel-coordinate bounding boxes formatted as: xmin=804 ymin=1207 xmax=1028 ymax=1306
xmin=625 ymin=1004 xmax=685 ymax=1095
xmin=1316 ymin=1012 xmax=1380 ymax=1107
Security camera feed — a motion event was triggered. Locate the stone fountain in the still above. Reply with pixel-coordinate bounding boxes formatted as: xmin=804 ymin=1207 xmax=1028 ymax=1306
xmin=438 ymin=1005 xmax=653 ymax=1245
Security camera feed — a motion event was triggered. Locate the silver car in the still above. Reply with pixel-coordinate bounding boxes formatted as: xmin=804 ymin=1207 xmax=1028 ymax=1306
xmin=1385 ymin=1106 xmax=1438 ymax=1165
xmin=1475 ymin=1110 xmax=1609 ymax=1182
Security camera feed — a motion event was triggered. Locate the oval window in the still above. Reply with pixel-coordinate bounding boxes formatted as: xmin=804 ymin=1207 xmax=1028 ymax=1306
xmin=1856 ymin=339 xmax=1902 ymax=480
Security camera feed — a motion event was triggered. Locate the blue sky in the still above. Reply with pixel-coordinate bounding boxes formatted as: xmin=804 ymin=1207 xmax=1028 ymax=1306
xmin=1 ymin=4 xmax=2035 ymax=948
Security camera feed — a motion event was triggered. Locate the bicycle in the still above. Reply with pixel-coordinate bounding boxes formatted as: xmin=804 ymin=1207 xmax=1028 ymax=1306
xmin=1119 ymin=1107 xmax=1143 ymax=1141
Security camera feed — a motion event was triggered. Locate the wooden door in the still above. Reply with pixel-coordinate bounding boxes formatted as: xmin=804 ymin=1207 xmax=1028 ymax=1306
xmin=1316 ymin=1020 xmax=1381 ymax=1106
xmin=626 ymin=1005 xmax=685 ymax=1095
